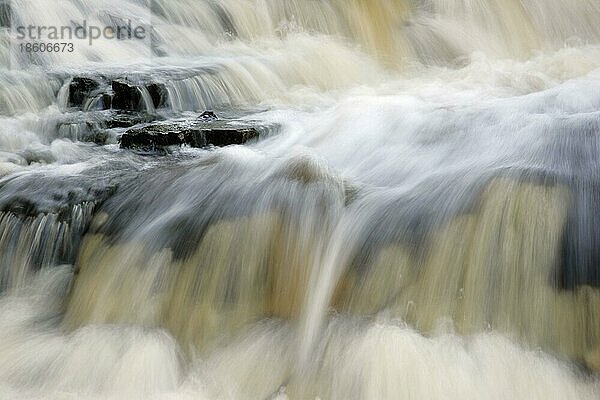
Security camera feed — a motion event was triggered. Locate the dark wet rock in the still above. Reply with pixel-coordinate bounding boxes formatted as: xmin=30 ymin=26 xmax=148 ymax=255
xmin=112 ymin=79 xmax=144 ymax=111
xmin=112 ymin=80 xmax=169 ymax=111
xmin=2 ymin=197 xmax=38 ymax=216
xmin=101 ymin=93 xmax=112 ymax=109
xmin=202 ymin=126 xmax=260 ymax=147
xmin=66 ymin=75 xmax=170 ymax=112
xmin=0 ymin=1 xmax=11 ymax=28
xmin=120 ymin=116 xmax=261 ymax=151
xmin=200 ymin=110 xmax=218 ymax=120
xmin=112 ymin=80 xmax=170 ymax=111
xmin=147 ymin=83 xmax=168 ymax=109
xmin=560 ymin=182 xmax=600 ymax=289
xmin=68 ymin=77 xmax=104 ymax=109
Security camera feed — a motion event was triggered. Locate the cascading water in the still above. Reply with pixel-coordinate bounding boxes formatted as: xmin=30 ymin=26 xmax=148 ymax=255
xmin=0 ymin=0 xmax=600 ymax=399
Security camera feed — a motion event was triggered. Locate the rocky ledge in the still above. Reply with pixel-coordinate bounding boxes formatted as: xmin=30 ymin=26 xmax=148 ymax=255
xmin=120 ymin=112 xmax=262 ymax=151
xmin=55 ymin=110 xmax=163 ymax=144
xmin=67 ymin=76 xmax=167 ymax=112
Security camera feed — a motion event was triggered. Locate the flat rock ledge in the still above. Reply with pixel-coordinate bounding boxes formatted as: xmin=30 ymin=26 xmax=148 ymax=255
xmin=120 ymin=114 xmax=261 ymax=151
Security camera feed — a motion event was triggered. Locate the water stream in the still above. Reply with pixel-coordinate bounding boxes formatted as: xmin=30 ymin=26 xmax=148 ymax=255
xmin=0 ymin=1 xmax=599 ymax=399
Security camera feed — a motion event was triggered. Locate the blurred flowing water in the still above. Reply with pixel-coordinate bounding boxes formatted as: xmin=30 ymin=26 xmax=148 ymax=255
xmin=0 ymin=0 xmax=600 ymax=399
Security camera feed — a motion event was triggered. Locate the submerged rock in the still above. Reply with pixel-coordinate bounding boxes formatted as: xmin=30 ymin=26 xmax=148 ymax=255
xmin=0 ymin=160 xmax=134 ymax=289
xmin=586 ymin=347 xmax=600 ymax=373
xmin=0 ymin=151 xmax=27 ymax=166
xmin=105 ymin=111 xmax=162 ymax=129
xmin=120 ymin=115 xmax=261 ymax=151
xmin=56 ymin=110 xmax=163 ymax=144
xmin=17 ymin=146 xmax=56 ymax=165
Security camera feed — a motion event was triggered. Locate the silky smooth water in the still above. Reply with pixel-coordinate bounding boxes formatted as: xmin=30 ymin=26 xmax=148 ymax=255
xmin=0 ymin=1 xmax=599 ymax=399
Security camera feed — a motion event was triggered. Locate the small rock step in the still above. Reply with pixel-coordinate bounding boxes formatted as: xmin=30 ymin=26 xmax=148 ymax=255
xmin=120 ymin=113 xmax=262 ymax=151
xmin=68 ymin=77 xmax=103 ymax=109
xmin=66 ymin=75 xmax=168 ymax=112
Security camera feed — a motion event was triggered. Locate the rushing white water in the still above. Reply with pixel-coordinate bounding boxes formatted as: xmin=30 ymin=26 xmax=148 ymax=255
xmin=0 ymin=0 xmax=600 ymax=399
xmin=1 ymin=267 xmax=598 ymax=400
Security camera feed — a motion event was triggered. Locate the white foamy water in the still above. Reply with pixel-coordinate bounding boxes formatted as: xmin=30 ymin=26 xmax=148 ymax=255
xmin=0 ymin=268 xmax=597 ymax=400
xmin=0 ymin=1 xmax=599 ymax=399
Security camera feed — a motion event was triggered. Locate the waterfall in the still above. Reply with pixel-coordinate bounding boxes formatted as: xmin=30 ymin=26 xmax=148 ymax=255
xmin=0 ymin=0 xmax=599 ymax=399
